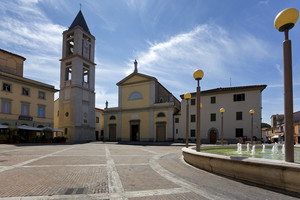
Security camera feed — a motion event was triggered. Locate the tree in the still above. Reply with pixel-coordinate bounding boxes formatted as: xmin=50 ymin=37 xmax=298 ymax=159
xmin=261 ymin=122 xmax=271 ymax=128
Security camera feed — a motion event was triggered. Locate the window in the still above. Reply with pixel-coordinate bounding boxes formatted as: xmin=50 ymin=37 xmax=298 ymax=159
xmin=66 ymin=33 xmax=74 ymax=56
xmin=211 ymin=96 xmax=216 ymax=104
xmin=2 ymin=83 xmax=11 ymax=92
xmin=190 ymin=129 xmax=195 ymax=137
xmin=175 ymin=118 xmax=179 ymax=123
xmin=298 ymin=124 xmax=300 ymax=134
xmin=157 ymin=112 xmax=165 ymax=117
xmin=22 ymin=87 xmax=30 ymax=96
xmin=1 ymin=99 xmax=11 ymax=114
xmin=96 ymin=117 xmax=99 ymax=123
xmin=128 ymin=91 xmax=143 ymax=100
xmin=66 ymin=67 xmax=72 ymax=81
xmin=65 ymin=62 xmax=72 ymax=81
xmin=191 ymin=115 xmax=196 ymax=122
xmin=64 ymin=128 xmax=68 ymax=135
xmin=110 ymin=115 xmax=116 ymax=120
xmin=38 ymin=105 xmax=45 ymax=118
xmin=210 ymin=113 xmax=216 ymax=121
xmin=233 ymin=93 xmax=245 ymax=102
xmin=83 ymin=64 xmax=89 ymax=83
xmin=38 ymin=91 xmax=45 ymax=99
xmin=176 ymin=129 xmax=178 ymax=134
xmin=236 ymin=128 xmax=243 ymax=137
xmin=21 ymin=103 xmax=30 ymax=116
xmin=191 ymin=99 xmax=196 ymax=105
xmin=236 ymin=112 xmax=243 ymax=120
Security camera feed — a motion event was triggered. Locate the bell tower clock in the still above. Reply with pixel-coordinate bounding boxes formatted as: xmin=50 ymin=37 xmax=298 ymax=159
xmin=58 ymin=10 xmax=96 ymax=142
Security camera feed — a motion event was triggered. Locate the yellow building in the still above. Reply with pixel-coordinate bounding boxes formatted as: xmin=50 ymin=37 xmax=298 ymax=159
xmin=0 ymin=49 xmax=58 ymax=142
xmin=104 ymin=61 xmax=180 ymax=142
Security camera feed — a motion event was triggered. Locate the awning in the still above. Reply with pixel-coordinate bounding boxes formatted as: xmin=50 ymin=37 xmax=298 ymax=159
xmin=43 ymin=127 xmax=63 ymax=132
xmin=18 ymin=125 xmax=43 ymax=131
xmin=272 ymin=135 xmax=282 ymax=139
xmin=0 ymin=125 xmax=8 ymax=129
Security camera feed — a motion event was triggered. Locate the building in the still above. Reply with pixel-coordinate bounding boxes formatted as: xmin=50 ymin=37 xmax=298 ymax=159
xmin=175 ymin=85 xmax=267 ymax=144
xmin=56 ymin=10 xmax=96 ymax=142
xmin=95 ymin=108 xmax=104 ymax=140
xmin=294 ymin=111 xmax=300 ymax=144
xmin=104 ymin=61 xmax=180 ymax=142
xmin=270 ymin=114 xmax=284 ymax=142
xmin=261 ymin=127 xmax=271 ymax=142
xmin=0 ymin=48 xmax=58 ymax=142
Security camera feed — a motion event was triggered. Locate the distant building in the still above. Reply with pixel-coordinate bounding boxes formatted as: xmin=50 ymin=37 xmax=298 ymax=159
xmin=269 ymin=112 xmax=300 ymax=144
xmin=294 ymin=111 xmax=300 ymax=144
xmin=56 ymin=10 xmax=96 ymax=142
xmin=175 ymin=85 xmax=266 ymax=144
xmin=95 ymin=108 xmax=104 ymax=141
xmin=104 ymin=61 xmax=180 ymax=142
xmin=270 ymin=114 xmax=284 ymax=142
xmin=0 ymin=48 xmax=58 ymax=142
xmin=261 ymin=127 xmax=271 ymax=141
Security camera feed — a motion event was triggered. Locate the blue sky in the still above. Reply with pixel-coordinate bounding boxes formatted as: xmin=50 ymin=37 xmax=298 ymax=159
xmin=1 ymin=0 xmax=300 ymax=124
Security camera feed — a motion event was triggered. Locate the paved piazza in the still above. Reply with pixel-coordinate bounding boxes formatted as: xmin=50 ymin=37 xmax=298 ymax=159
xmin=0 ymin=143 xmax=298 ymax=200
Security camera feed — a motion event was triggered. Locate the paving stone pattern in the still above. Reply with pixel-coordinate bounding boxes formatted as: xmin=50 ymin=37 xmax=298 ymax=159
xmin=0 ymin=143 xmax=298 ymax=200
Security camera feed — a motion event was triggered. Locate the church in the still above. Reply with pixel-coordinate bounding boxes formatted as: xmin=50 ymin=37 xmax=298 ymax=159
xmin=104 ymin=60 xmax=181 ymax=142
xmin=54 ymin=10 xmax=96 ymax=142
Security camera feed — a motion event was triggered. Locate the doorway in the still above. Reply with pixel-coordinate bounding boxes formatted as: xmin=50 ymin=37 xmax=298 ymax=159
xmin=156 ymin=122 xmax=166 ymax=142
xmin=109 ymin=125 xmax=116 ymax=141
xmin=209 ymin=129 xmax=217 ymax=144
xmin=131 ymin=125 xmax=140 ymax=141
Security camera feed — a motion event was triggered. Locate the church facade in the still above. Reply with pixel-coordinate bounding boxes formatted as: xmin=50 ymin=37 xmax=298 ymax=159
xmin=104 ymin=61 xmax=180 ymax=142
xmin=56 ymin=11 xmax=96 ymax=142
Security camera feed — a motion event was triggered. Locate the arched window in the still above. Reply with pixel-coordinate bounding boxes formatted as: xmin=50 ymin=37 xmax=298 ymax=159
xmin=110 ymin=115 xmax=116 ymax=120
xmin=157 ymin=112 xmax=165 ymax=118
xmin=128 ymin=91 xmax=143 ymax=100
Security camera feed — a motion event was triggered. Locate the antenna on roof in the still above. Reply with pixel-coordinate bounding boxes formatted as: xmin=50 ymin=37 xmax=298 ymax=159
xmin=230 ymin=77 xmax=232 ymax=87
xmin=80 ymin=3 xmax=82 ymax=10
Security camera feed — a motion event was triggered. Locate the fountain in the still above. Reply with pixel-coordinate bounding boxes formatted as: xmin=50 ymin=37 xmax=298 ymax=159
xmin=246 ymin=143 xmax=250 ymax=153
xmin=272 ymin=142 xmax=278 ymax=154
xmin=261 ymin=144 xmax=265 ymax=153
xmin=237 ymin=143 xmax=242 ymax=154
xmin=250 ymin=145 xmax=256 ymax=156
xmin=282 ymin=144 xmax=285 ymax=154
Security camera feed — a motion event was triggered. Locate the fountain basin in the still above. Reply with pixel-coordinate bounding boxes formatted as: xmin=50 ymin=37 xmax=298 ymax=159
xmin=182 ymin=147 xmax=300 ymax=195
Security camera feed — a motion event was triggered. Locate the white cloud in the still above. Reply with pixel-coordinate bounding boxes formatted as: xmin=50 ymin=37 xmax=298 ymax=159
xmin=133 ymin=24 xmax=271 ymax=97
xmin=275 ymin=64 xmax=283 ymax=75
xmin=0 ymin=0 xmax=65 ymax=92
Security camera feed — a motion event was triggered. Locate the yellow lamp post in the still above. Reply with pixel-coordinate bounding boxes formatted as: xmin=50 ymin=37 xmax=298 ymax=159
xmin=249 ymin=109 xmax=255 ymax=145
xmin=193 ymin=69 xmax=204 ymax=152
xmin=274 ymin=8 xmax=299 ymax=162
xmin=184 ymin=93 xmax=191 ymax=148
xmin=220 ymin=108 xmax=225 ymax=145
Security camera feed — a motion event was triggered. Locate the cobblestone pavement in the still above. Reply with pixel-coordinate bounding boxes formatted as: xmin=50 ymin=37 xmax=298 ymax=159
xmin=0 ymin=142 xmax=298 ymax=200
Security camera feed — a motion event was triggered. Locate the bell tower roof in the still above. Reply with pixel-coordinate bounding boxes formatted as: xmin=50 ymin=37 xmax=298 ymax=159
xmin=69 ymin=10 xmax=90 ymax=34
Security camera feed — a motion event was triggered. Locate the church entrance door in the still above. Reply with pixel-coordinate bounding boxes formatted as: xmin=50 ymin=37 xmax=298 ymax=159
xmin=109 ymin=125 xmax=116 ymax=141
xmin=131 ymin=125 xmax=140 ymax=141
xmin=156 ymin=122 xmax=166 ymax=142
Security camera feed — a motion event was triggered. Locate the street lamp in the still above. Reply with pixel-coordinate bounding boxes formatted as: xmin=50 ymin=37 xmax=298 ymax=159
xmin=274 ymin=8 xmax=299 ymax=162
xmin=184 ymin=93 xmax=191 ymax=148
xmin=249 ymin=109 xmax=255 ymax=145
xmin=193 ymin=69 xmax=204 ymax=152
xmin=220 ymin=108 xmax=225 ymax=145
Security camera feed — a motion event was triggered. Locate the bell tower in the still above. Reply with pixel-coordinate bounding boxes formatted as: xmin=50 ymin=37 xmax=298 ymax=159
xmin=58 ymin=10 xmax=96 ymax=142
